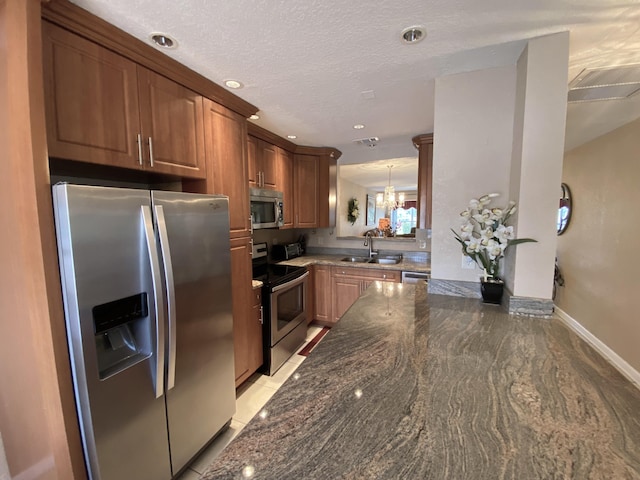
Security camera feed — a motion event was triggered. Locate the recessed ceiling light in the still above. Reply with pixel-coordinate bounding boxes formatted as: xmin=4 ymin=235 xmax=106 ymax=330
xmin=150 ymin=33 xmax=177 ymax=49
xmin=224 ymin=79 xmax=243 ymax=89
xmin=353 ymin=124 xmax=365 ymax=130
xmin=287 ymin=135 xmax=297 ymax=139
xmin=249 ymin=114 xmax=260 ymax=120
xmin=401 ymin=26 xmax=426 ymax=44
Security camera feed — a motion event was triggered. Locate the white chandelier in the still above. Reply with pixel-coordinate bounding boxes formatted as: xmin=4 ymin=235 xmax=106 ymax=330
xmin=376 ymin=165 xmax=405 ymax=210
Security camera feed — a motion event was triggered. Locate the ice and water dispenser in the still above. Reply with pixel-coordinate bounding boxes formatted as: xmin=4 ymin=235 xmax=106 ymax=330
xmin=92 ymin=292 xmax=152 ymax=379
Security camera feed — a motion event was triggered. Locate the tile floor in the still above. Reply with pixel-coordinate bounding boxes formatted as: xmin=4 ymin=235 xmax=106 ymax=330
xmin=176 ymin=324 xmax=325 ymax=480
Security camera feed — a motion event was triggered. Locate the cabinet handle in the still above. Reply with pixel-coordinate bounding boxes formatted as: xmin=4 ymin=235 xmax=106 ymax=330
xmin=383 ymin=274 xmax=387 ymax=279
xmin=259 ymin=306 xmax=264 ymax=324
xmin=249 ymin=215 xmax=254 ymax=234
xmin=137 ymin=134 xmax=143 ymax=166
xmin=148 ymin=137 xmax=154 ymax=167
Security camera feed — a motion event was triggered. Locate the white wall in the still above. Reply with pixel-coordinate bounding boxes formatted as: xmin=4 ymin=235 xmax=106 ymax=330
xmin=431 ymin=33 xmax=569 ymax=299
xmin=336 ymin=177 xmax=368 ymax=237
xmin=505 ymin=33 xmax=569 ymax=299
xmin=556 ymin=117 xmax=640 ymax=373
xmin=431 ymin=65 xmax=516 ymax=281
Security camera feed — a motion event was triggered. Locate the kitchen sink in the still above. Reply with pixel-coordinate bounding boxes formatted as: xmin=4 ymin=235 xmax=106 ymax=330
xmin=341 ymin=256 xmax=371 ymax=263
xmin=368 ymin=256 xmax=402 ymax=265
xmin=341 ymin=255 xmax=403 ymax=264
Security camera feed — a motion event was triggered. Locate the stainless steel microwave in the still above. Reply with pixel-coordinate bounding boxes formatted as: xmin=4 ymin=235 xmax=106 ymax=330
xmin=250 ymin=188 xmax=284 ymax=229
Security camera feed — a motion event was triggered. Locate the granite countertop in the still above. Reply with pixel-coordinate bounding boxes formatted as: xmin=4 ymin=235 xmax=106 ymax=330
xmin=276 ymin=254 xmax=431 ymax=273
xmin=251 ymin=280 xmax=263 ymax=289
xmin=202 ymin=284 xmax=640 ymax=479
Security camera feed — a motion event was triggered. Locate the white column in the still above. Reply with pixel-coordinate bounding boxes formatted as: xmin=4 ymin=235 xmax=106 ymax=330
xmin=504 ymin=32 xmax=570 ymax=299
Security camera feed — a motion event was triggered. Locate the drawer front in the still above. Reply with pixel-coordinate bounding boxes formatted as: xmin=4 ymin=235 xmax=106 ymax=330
xmin=332 ymin=266 xmax=400 ymax=282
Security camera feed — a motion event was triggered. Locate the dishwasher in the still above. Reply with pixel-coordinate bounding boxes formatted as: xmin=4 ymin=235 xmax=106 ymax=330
xmin=401 ymin=271 xmax=430 ymax=284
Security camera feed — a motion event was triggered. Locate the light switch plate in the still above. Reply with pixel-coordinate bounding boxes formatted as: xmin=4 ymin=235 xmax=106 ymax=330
xmin=461 ymin=255 xmax=476 ymax=270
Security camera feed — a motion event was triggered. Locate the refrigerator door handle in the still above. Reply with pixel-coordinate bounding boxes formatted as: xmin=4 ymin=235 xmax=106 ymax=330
xmin=154 ymin=205 xmax=178 ymax=391
xmin=141 ymin=205 xmax=165 ymax=399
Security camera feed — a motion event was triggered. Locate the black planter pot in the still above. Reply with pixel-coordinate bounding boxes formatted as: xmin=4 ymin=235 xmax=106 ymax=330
xmin=481 ymin=279 xmax=504 ymax=304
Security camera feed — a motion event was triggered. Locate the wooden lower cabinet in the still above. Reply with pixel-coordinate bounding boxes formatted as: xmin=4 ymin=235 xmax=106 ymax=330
xmin=312 ymin=265 xmax=332 ymax=324
xmin=312 ymin=265 xmax=400 ymax=325
xmin=331 ymin=275 xmax=362 ymax=322
xmin=230 ymin=237 xmax=263 ymax=387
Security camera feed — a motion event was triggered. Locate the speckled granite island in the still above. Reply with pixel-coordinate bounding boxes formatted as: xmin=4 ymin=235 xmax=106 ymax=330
xmin=202 ymin=284 xmax=640 ymax=479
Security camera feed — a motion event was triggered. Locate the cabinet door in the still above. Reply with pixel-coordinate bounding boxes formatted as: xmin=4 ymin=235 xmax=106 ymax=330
xmin=247 ymin=135 xmax=260 ymax=187
xmin=314 ymin=265 xmax=332 ymax=323
xmin=294 ymin=154 xmax=319 ymax=228
xmin=261 ymin=141 xmax=278 ymax=189
xmin=230 ymin=237 xmax=260 ymax=387
xmin=331 ymin=274 xmax=362 ymax=323
xmin=137 ymin=67 xmax=206 ymax=178
xmin=317 ymin=152 xmax=337 ymax=228
xmin=277 ymin=147 xmax=295 ymax=228
xmin=201 ymin=99 xmax=251 ymax=238
xmin=42 ymin=22 xmax=141 ymax=169
xmin=415 ymin=134 xmax=434 ymax=229
xmin=250 ymin=289 xmax=264 ymax=375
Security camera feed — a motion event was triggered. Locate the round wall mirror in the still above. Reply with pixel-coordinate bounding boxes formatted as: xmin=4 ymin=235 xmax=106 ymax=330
xmin=557 ymin=183 xmax=572 ymax=235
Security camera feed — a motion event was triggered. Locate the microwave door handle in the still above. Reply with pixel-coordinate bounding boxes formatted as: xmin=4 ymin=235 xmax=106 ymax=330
xmin=154 ymin=205 xmax=178 ymax=391
xmin=271 ymin=271 xmax=309 ymax=293
xmin=141 ymin=206 xmax=165 ymax=399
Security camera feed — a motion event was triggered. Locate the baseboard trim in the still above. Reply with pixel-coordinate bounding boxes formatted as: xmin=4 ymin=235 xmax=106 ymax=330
xmin=554 ymin=306 xmax=640 ymax=390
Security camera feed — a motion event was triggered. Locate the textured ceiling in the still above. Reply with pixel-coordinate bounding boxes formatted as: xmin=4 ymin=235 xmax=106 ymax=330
xmin=71 ymin=0 xmax=640 ymax=168
xmin=340 ymin=158 xmax=418 ymax=191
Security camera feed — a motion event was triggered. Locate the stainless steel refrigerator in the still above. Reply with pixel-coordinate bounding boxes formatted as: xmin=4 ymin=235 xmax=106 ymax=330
xmin=53 ymin=184 xmax=236 ymax=480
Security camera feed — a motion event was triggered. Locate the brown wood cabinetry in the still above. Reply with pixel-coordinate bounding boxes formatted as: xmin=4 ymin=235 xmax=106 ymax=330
xmin=230 ymin=237 xmax=263 ymax=387
xmin=331 ymin=275 xmax=362 ymax=323
xmin=42 ymin=22 xmax=206 ymax=179
xmin=413 ymin=133 xmax=434 ymax=229
xmin=312 ymin=265 xmax=332 ymax=324
xmin=186 ymin=99 xmax=251 ymax=238
xmin=293 ymin=154 xmax=319 ymax=228
xmin=317 ymin=151 xmax=338 ymax=228
xmin=276 ymin=147 xmax=295 ymax=228
xmin=248 ymin=135 xmax=277 ymax=189
xmin=250 ymin=287 xmax=264 ymax=377
xmin=136 ymin=67 xmax=205 ymax=177
xmin=330 ymin=267 xmax=400 ymax=323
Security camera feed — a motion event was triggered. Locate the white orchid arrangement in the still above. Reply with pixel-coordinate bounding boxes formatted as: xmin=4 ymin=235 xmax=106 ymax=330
xmin=452 ymin=193 xmax=536 ymax=280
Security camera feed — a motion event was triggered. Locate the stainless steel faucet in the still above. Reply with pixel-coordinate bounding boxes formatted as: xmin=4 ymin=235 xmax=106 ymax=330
xmin=364 ymin=232 xmax=377 ymax=258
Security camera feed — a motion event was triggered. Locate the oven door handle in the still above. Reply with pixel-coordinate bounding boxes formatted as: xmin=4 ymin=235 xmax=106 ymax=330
xmin=271 ymin=271 xmax=309 ymax=293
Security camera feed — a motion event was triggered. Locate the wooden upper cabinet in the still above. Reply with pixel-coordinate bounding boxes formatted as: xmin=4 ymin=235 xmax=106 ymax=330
xmin=42 ymin=22 xmax=205 ymax=179
xmin=42 ymin=21 xmax=141 ymax=169
xmin=137 ymin=67 xmax=205 ymax=178
xmin=247 ymin=136 xmax=259 ymax=186
xmin=413 ymin=133 xmax=434 ymax=229
xmin=317 ymin=152 xmax=337 ymax=228
xmin=276 ymin=147 xmax=294 ymax=228
xmin=200 ymin=99 xmax=251 ymax=238
xmin=293 ymin=154 xmax=319 ymax=228
xmin=248 ymin=136 xmax=278 ymax=189
xmin=261 ymin=142 xmax=278 ymax=189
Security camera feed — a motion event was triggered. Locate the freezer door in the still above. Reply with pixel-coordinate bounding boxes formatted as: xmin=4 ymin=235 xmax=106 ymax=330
xmin=151 ymin=191 xmax=235 ymax=474
xmin=53 ymin=184 xmax=171 ymax=480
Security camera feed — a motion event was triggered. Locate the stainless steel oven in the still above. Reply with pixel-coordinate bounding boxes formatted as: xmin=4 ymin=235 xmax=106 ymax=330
xmin=252 ymin=243 xmax=309 ymax=375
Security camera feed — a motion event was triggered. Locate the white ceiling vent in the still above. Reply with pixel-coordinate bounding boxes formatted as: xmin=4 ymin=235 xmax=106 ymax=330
xmin=353 ymin=137 xmax=379 ymax=148
xmin=568 ymin=65 xmax=640 ymax=103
